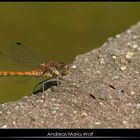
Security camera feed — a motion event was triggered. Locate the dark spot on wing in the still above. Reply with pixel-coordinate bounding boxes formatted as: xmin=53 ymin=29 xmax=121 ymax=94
xmin=16 ymin=42 xmax=22 ymax=46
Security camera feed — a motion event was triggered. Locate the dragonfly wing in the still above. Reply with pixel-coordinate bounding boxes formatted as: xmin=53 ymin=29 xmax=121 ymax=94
xmin=0 ymin=42 xmax=45 ymax=71
xmin=8 ymin=42 xmax=45 ymax=69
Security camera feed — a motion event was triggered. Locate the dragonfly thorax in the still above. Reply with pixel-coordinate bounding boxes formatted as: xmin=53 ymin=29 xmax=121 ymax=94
xmin=36 ymin=61 xmax=69 ymax=78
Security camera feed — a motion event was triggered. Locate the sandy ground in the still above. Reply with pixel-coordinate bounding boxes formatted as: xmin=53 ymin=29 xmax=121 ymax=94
xmin=0 ymin=22 xmax=140 ymax=128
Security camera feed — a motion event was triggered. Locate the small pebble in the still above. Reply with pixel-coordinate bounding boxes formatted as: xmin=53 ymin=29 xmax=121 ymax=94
xmin=132 ymin=44 xmax=138 ymax=49
xmin=126 ymin=29 xmax=132 ymax=34
xmin=123 ymin=120 xmax=128 ymax=125
xmin=129 ymin=91 xmax=135 ymax=96
xmin=100 ymin=58 xmax=105 ymax=64
xmin=7 ymin=111 xmax=11 ymax=115
xmin=133 ymin=35 xmax=138 ymax=39
xmin=112 ymin=56 xmax=116 ymax=59
xmin=95 ymin=122 xmax=101 ymax=125
xmin=137 ymin=47 xmax=140 ymax=51
xmin=51 ymin=98 xmax=56 ymax=102
xmin=2 ymin=125 xmax=7 ymax=128
xmin=71 ymin=65 xmax=77 ymax=69
xmin=99 ymin=102 xmax=103 ymax=105
xmin=136 ymin=103 xmax=140 ymax=109
xmin=72 ymin=83 xmax=76 ymax=86
xmin=116 ymin=34 xmax=121 ymax=38
xmin=50 ymin=106 xmax=60 ymax=112
xmin=126 ymin=52 xmax=134 ymax=59
xmin=73 ymin=110 xmax=77 ymax=114
xmin=120 ymin=66 xmax=127 ymax=71
xmin=81 ymin=112 xmax=88 ymax=117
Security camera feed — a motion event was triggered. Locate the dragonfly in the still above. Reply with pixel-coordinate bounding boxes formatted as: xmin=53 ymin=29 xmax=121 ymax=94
xmin=0 ymin=42 xmax=69 ymax=93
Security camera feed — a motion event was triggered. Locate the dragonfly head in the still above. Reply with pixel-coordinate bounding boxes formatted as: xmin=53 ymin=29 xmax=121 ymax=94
xmin=59 ymin=63 xmax=69 ymax=76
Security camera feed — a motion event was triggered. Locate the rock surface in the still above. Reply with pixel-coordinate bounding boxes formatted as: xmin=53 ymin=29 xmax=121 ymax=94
xmin=0 ymin=22 xmax=140 ymax=128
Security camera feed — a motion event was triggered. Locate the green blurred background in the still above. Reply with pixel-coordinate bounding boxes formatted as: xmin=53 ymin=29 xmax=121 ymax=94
xmin=0 ymin=2 xmax=140 ymax=104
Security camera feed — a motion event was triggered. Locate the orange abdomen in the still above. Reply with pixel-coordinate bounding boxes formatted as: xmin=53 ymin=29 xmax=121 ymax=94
xmin=0 ymin=70 xmax=41 ymax=76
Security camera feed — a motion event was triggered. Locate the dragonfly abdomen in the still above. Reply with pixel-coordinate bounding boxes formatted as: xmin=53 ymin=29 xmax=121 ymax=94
xmin=0 ymin=70 xmax=42 ymax=76
xmin=0 ymin=62 xmax=69 ymax=79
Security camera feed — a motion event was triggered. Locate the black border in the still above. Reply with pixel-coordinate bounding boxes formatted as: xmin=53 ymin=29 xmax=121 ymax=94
xmin=0 ymin=129 xmax=139 ymax=138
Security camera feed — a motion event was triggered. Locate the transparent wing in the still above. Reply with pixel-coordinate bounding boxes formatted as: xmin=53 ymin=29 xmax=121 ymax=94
xmin=0 ymin=42 xmax=45 ymax=71
xmin=9 ymin=42 xmax=45 ymax=69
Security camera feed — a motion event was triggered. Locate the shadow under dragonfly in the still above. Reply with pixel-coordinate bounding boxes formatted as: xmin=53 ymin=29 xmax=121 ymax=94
xmin=33 ymin=79 xmax=60 ymax=95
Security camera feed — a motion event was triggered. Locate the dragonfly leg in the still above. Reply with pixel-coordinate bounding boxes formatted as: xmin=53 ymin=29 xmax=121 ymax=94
xmin=33 ymin=75 xmax=67 ymax=94
xmin=43 ymin=79 xmax=59 ymax=92
xmin=33 ymin=78 xmax=59 ymax=94
xmin=33 ymin=79 xmax=46 ymax=94
xmin=43 ymin=82 xmax=45 ymax=93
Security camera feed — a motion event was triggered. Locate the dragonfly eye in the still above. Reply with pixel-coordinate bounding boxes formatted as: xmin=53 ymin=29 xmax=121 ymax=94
xmin=59 ymin=64 xmax=69 ymax=76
